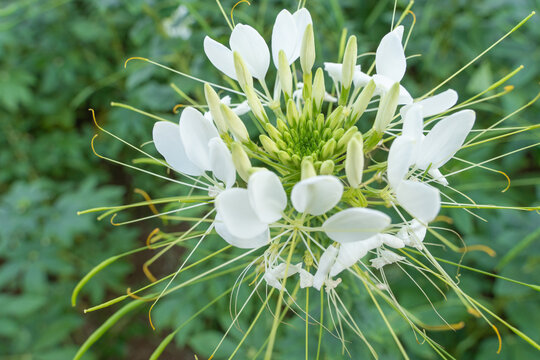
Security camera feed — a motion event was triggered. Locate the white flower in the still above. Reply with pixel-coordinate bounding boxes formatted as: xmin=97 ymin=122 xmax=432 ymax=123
xmin=271 ymin=9 xmax=312 ymax=67
xmin=312 ymin=244 xmax=338 ymax=290
xmin=290 ymin=175 xmax=343 ymax=216
xmin=204 ymin=95 xmax=250 ymax=123
xmin=204 ymin=24 xmax=270 ymax=80
xmin=370 ymin=249 xmax=405 ymax=269
xmin=329 ymin=235 xmax=383 ymax=277
xmin=264 ymin=262 xmax=303 ymax=290
xmin=329 ymin=26 xmax=412 ymax=104
xmin=396 ymin=219 xmax=427 ymax=250
xmin=153 ymin=107 xmax=236 ymax=188
xmin=214 ymin=170 xmax=286 ymax=247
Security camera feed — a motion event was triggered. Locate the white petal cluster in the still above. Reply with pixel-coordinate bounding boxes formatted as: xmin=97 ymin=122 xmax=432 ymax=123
xmin=153 ymin=107 xmax=236 ymax=188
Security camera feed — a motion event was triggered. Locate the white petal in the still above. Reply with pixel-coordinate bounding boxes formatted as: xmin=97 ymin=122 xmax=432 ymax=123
xmin=428 ymin=168 xmax=449 ymax=186
xmin=395 ymin=180 xmax=440 ymax=223
xmin=215 ymin=188 xmax=268 ymax=239
xmin=353 ymin=70 xmax=372 ymax=88
xmin=208 ymin=137 xmax=236 ymax=188
xmin=379 ymin=234 xmax=405 ymax=249
xmin=215 ymin=213 xmax=269 ymax=249
xmin=299 ymin=269 xmax=314 ymax=288
xmin=272 ymin=10 xmax=297 ymax=67
xmin=291 ymin=175 xmax=343 ymax=215
xmin=416 ymin=89 xmax=458 ymax=117
xmin=416 ymin=110 xmax=475 ymax=170
xmin=230 ymin=24 xmax=270 ymax=80
xmin=387 ymin=136 xmax=414 ymax=189
xmin=248 ymin=170 xmax=286 ymax=223
xmin=398 ymin=85 xmax=413 ymax=105
xmin=323 ymin=208 xmax=391 ymax=243
xmin=204 ymin=36 xmax=236 ymax=80
xmin=313 ymin=245 xmax=338 ymax=291
xmin=330 ymin=236 xmax=382 ymax=277
xmin=397 ymin=219 xmax=427 ymax=249
xmin=402 ymin=104 xmax=423 ymax=142
xmin=370 ymin=249 xmax=404 ymax=269
xmin=233 ymin=101 xmax=250 ymax=116
xmin=179 ymin=107 xmax=220 ymax=171
xmin=292 ymin=8 xmax=312 ymax=60
xmin=392 ymin=25 xmax=404 ymax=41
xmin=152 ymin=121 xmax=203 ymax=176
xmin=324 ymin=62 xmax=343 ymax=84
xmin=375 ymin=28 xmax=406 ymax=82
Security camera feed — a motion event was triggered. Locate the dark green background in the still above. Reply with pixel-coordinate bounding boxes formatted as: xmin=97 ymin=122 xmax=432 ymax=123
xmin=1 ymin=0 xmax=539 ymax=359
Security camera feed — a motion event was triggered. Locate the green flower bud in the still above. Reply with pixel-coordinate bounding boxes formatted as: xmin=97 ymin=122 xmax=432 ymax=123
xmin=345 ymin=133 xmax=364 ymax=188
xmin=276 ymin=138 xmax=287 ymax=149
xmin=300 ymin=24 xmax=315 ymax=75
xmin=319 ymin=160 xmax=335 ymax=175
xmin=350 ymin=80 xmax=376 ymax=123
xmin=291 ymin=154 xmax=301 ymax=166
xmin=337 ymin=126 xmax=359 ymax=151
xmin=231 ymin=142 xmax=252 ymax=182
xmin=315 ymin=113 xmax=324 ymax=131
xmin=373 ymin=82 xmax=400 ymax=133
xmin=277 ymin=150 xmax=292 ymax=164
xmin=245 ymin=86 xmax=268 ymax=124
xmin=264 ymin=123 xmax=282 ymax=141
xmin=278 ymin=50 xmax=293 ymax=98
xmin=233 ymin=51 xmax=253 ymax=92
xmin=286 ymin=99 xmax=299 ymax=127
xmin=332 ymin=128 xmax=345 ymax=142
xmin=341 ymin=35 xmax=357 ymax=91
xmin=301 ymin=157 xmax=317 ymax=180
xmin=327 ymin=106 xmax=345 ymax=129
xmin=220 ymin=103 xmax=249 ymax=142
xmin=204 ymin=83 xmax=227 ymax=134
xmin=321 ymin=138 xmax=337 ymax=159
xmin=312 ymin=68 xmax=325 ymax=111
xmin=276 ymin=118 xmax=288 ymax=132
xmin=259 ymin=134 xmax=279 ymax=155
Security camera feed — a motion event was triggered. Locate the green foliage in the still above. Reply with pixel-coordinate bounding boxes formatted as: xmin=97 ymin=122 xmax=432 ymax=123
xmin=1 ymin=0 xmax=538 ymax=359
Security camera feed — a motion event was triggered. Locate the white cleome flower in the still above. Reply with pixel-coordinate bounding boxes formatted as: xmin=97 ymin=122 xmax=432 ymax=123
xmin=271 ymin=8 xmax=312 ymax=67
xmin=153 ymin=107 xmax=236 ymax=188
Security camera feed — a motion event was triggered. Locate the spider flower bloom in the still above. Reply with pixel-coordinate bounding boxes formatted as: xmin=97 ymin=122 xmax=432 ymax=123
xmin=77 ymin=4 xmax=540 ymax=360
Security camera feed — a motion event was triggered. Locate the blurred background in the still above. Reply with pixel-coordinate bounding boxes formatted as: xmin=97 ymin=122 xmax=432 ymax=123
xmin=0 ymin=0 xmax=539 ymax=359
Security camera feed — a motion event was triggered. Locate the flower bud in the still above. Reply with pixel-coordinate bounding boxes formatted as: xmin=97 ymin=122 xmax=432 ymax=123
xmin=332 ymin=128 xmax=345 ymax=142
xmin=278 ymin=50 xmax=293 ymax=98
xmin=286 ymin=99 xmax=299 ymax=127
xmin=264 ymin=123 xmax=282 ymax=141
xmin=341 ymin=35 xmax=357 ymax=91
xmin=300 ymin=24 xmax=315 ymax=75
xmin=276 ymin=118 xmax=288 ymax=132
xmin=312 ymin=68 xmax=325 ymax=111
xmin=373 ymin=82 xmax=400 ymax=133
xmin=321 ymin=138 xmax=336 ymax=159
xmin=259 ymin=134 xmax=279 ymax=155
xmin=291 ymin=154 xmax=301 ymax=166
xmin=319 ymin=160 xmax=335 ymax=175
xmin=350 ymin=79 xmax=376 ymax=123
xmin=277 ymin=150 xmax=292 ymax=163
xmin=326 ymin=106 xmax=345 ymax=129
xmin=345 ymin=132 xmax=364 ymax=188
xmin=204 ymin=84 xmax=228 ymax=134
xmin=220 ymin=103 xmax=249 ymax=142
xmin=231 ymin=142 xmax=252 ymax=182
xmin=337 ymin=126 xmax=358 ymax=150
xmin=245 ymin=86 xmax=268 ymax=124
xmin=233 ymin=51 xmax=253 ymax=92
xmin=301 ymin=157 xmax=317 ymax=180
